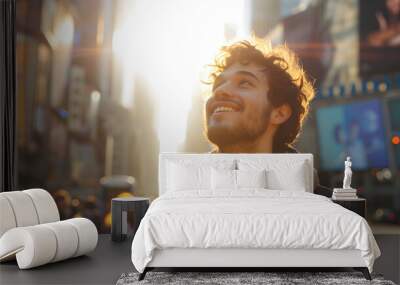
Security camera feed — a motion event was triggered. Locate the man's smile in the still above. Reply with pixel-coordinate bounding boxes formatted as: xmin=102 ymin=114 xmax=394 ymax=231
xmin=209 ymin=101 xmax=242 ymax=117
xmin=213 ymin=106 xmax=236 ymax=114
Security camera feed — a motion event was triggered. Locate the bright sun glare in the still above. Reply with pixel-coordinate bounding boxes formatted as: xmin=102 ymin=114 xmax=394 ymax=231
xmin=112 ymin=0 xmax=250 ymax=151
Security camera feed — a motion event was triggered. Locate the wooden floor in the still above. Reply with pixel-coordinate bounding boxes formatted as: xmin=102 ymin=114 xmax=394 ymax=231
xmin=0 ymin=234 xmax=398 ymax=284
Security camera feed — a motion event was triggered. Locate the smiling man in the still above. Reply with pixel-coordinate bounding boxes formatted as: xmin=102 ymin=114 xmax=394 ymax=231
xmin=205 ymin=40 xmax=315 ymax=154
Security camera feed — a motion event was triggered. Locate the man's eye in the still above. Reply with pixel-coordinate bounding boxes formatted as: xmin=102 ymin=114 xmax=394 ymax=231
xmin=238 ymin=80 xmax=253 ymax=88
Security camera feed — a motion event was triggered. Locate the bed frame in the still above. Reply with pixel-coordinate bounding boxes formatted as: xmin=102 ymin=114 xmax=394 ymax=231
xmin=138 ymin=154 xmax=372 ymax=281
xmin=139 ymin=248 xmax=370 ymax=280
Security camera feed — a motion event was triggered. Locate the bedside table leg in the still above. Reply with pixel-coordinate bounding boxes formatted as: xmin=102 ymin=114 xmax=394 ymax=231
xmin=111 ymin=202 xmax=122 ymax=242
xmin=121 ymin=210 xmax=127 ymax=240
xmin=354 ymin=267 xmax=371 ymax=280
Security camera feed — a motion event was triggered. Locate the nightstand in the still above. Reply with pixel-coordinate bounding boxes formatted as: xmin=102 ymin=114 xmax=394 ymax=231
xmin=111 ymin=197 xmax=150 ymax=242
xmin=331 ymin=198 xmax=366 ymax=218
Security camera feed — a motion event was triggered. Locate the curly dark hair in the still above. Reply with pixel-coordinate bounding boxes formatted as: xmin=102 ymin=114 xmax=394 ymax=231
xmin=208 ymin=39 xmax=315 ymax=152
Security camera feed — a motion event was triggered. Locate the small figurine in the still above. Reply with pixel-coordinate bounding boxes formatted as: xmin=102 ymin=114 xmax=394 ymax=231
xmin=343 ymin=156 xmax=353 ymax=189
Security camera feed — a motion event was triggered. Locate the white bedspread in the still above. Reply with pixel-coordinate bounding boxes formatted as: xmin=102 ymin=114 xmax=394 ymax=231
xmin=131 ymin=190 xmax=380 ymax=273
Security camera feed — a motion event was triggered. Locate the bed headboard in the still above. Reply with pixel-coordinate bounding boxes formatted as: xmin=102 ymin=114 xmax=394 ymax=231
xmin=159 ymin=153 xmax=314 ymax=195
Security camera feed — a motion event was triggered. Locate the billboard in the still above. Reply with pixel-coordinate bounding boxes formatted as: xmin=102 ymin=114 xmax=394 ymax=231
xmin=316 ymin=99 xmax=389 ymax=171
xmin=359 ymin=0 xmax=400 ymax=77
xmin=282 ymin=3 xmax=334 ymax=87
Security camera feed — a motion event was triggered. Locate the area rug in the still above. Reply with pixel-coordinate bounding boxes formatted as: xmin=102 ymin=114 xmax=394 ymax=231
xmin=116 ymin=271 xmax=396 ymax=285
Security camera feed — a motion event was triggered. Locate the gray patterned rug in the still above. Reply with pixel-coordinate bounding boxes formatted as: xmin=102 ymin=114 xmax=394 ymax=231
xmin=116 ymin=271 xmax=396 ymax=285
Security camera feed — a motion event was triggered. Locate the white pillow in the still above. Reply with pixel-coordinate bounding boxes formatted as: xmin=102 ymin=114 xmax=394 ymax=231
xmin=167 ymin=163 xmax=210 ymax=191
xmin=236 ymin=169 xmax=267 ymax=189
xmin=166 ymin=159 xmax=236 ymax=192
xmin=211 ymin=169 xmax=267 ymax=190
xmin=238 ymin=159 xmax=308 ymax=192
xmin=266 ymin=163 xmax=307 ymax=191
xmin=211 ymin=168 xmax=236 ymax=190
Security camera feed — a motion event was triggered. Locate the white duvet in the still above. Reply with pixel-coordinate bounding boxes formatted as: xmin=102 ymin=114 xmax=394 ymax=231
xmin=131 ymin=190 xmax=380 ymax=273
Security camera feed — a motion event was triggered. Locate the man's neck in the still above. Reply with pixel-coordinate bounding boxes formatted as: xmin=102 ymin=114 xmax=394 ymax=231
xmin=217 ymin=136 xmax=274 ymax=153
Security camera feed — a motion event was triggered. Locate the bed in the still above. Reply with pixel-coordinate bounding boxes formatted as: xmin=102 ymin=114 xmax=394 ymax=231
xmin=131 ymin=153 xmax=380 ymax=281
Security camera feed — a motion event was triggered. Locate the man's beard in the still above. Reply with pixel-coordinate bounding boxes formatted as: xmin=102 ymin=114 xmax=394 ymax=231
xmin=206 ymin=107 xmax=271 ymax=149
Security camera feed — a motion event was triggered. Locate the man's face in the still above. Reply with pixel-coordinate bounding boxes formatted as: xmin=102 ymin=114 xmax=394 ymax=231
xmin=205 ymin=62 xmax=272 ymax=148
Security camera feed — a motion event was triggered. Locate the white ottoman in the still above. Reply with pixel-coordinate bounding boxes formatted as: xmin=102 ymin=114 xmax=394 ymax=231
xmin=0 ymin=189 xmax=98 ymax=269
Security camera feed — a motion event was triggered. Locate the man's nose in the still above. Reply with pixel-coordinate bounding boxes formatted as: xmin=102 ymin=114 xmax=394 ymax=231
xmin=213 ymin=84 xmax=235 ymax=100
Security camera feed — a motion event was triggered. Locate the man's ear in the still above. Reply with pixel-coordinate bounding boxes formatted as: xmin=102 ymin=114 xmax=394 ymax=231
xmin=270 ymin=104 xmax=292 ymax=125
